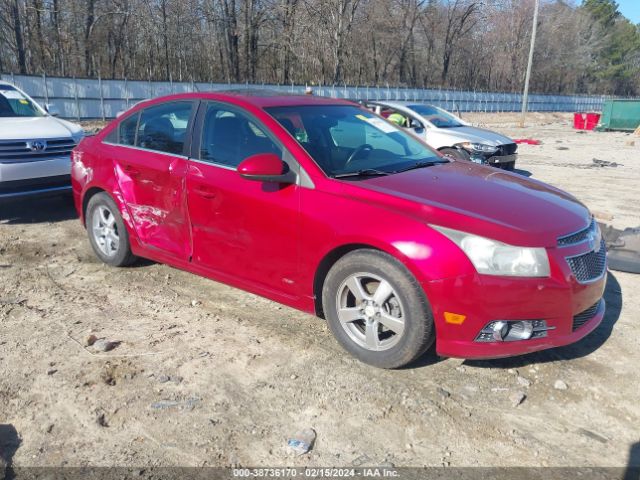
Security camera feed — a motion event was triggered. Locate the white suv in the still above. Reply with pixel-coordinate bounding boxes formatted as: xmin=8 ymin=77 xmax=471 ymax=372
xmin=0 ymin=81 xmax=84 ymax=198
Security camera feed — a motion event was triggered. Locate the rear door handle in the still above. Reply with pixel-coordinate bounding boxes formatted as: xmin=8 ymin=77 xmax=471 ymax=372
xmin=193 ymin=185 xmax=216 ymax=199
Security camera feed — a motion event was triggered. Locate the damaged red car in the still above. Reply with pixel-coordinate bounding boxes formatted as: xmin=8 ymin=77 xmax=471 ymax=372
xmin=71 ymin=92 xmax=607 ymax=368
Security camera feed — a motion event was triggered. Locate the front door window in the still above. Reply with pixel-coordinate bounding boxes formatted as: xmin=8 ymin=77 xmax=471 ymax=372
xmin=199 ymin=105 xmax=282 ymax=168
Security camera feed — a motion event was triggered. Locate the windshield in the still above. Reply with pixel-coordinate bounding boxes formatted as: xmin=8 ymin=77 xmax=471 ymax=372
xmin=0 ymin=86 xmax=44 ymax=118
xmin=265 ymin=105 xmax=442 ymax=177
xmin=406 ymin=104 xmax=463 ymax=128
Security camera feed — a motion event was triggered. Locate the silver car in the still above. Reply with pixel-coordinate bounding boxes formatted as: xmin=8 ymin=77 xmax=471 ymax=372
xmin=366 ymin=101 xmax=517 ymax=170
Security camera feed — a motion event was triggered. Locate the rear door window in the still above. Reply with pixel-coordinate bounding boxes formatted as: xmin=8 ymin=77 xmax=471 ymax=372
xmin=136 ymin=102 xmax=194 ymax=155
xmin=117 ymin=113 xmax=139 ymax=146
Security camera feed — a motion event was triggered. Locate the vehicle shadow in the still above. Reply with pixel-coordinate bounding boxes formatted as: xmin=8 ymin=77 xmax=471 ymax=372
xmin=514 ymin=168 xmax=533 ymax=177
xmin=402 ymin=345 xmax=445 ymax=369
xmin=0 ymin=424 xmax=20 ymax=480
xmin=625 ymin=441 xmax=640 ymax=480
xmin=462 ymin=271 xmax=622 ymax=369
xmin=0 ymin=193 xmax=77 ymax=224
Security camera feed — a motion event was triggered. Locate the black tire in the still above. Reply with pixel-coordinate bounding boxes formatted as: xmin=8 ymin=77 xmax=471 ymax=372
xmin=503 ymin=161 xmax=516 ymax=171
xmin=440 ymin=147 xmax=470 ymax=161
xmin=85 ymin=192 xmax=137 ymax=267
xmin=322 ymin=249 xmax=435 ymax=369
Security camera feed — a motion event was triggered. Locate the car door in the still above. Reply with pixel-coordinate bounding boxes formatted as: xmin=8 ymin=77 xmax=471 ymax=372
xmin=186 ymin=102 xmax=300 ymax=295
xmin=104 ymin=100 xmax=195 ymax=260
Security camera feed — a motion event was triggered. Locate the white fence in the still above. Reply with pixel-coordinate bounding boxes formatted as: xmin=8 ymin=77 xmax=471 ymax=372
xmin=1 ymin=73 xmax=630 ymax=120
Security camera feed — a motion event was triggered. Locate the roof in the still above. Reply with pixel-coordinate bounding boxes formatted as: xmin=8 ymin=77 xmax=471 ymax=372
xmin=368 ymin=100 xmax=428 ymax=108
xmin=227 ymin=93 xmax=356 ymax=108
xmin=135 ymin=90 xmax=357 ymax=109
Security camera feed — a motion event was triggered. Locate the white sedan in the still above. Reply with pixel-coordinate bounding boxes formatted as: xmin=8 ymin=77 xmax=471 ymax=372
xmin=0 ymin=81 xmax=84 ymax=198
xmin=365 ymin=100 xmax=518 ymax=170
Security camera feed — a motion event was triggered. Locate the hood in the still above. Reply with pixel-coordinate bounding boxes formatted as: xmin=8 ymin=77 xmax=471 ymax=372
xmin=0 ymin=116 xmax=83 ymax=141
xmin=345 ymin=161 xmax=590 ymax=247
xmin=429 ymin=125 xmax=514 ymax=146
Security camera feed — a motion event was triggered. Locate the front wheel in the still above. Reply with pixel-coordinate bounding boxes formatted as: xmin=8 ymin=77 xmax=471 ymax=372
xmin=86 ymin=192 xmax=137 ymax=267
xmin=322 ymin=249 xmax=435 ymax=368
xmin=440 ymin=147 xmax=470 ymax=161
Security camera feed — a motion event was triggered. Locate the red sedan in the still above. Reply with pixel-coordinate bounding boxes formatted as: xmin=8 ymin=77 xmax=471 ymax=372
xmin=71 ymin=92 xmax=607 ymax=368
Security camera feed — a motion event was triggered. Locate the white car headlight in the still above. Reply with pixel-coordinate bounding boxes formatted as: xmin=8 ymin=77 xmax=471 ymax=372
xmin=431 ymin=225 xmax=550 ymax=277
xmin=71 ymin=131 xmax=85 ymax=144
xmin=459 ymin=142 xmax=498 ymax=154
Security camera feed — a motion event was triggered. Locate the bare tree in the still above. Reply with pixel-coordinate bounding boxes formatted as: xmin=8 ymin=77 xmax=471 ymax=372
xmin=0 ymin=0 xmax=637 ymax=95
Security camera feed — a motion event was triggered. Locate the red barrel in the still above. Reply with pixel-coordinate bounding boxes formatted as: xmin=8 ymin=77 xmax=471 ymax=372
xmin=573 ymin=112 xmax=601 ymax=130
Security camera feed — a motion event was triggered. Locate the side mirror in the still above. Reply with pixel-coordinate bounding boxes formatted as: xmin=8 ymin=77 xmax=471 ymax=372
xmin=237 ymin=153 xmax=295 ymax=184
xmin=45 ymin=103 xmax=60 ymax=117
xmin=409 ymin=119 xmax=423 ymax=130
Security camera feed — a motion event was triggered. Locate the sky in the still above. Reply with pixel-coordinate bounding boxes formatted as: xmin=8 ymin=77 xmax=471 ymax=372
xmin=616 ymin=0 xmax=640 ymax=24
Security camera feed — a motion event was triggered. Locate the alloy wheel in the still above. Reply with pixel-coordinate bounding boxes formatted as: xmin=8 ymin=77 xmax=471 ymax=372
xmin=91 ymin=205 xmax=120 ymax=258
xmin=336 ymin=272 xmax=405 ymax=351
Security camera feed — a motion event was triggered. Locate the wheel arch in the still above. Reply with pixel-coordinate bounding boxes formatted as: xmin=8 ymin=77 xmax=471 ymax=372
xmin=438 ymin=145 xmax=470 ymax=161
xmin=81 ymin=186 xmax=106 ymax=226
xmin=437 ymin=145 xmax=458 ymax=152
xmin=313 ymin=243 xmax=382 ymax=318
xmin=312 ymin=240 xmax=429 ymax=318
xmin=80 ymin=182 xmax=135 ymax=236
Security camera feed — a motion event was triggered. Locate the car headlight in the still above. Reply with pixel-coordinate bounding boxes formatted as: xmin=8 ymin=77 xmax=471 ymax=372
xmin=71 ymin=131 xmax=85 ymax=144
xmin=431 ymin=225 xmax=550 ymax=277
xmin=459 ymin=142 xmax=498 ymax=154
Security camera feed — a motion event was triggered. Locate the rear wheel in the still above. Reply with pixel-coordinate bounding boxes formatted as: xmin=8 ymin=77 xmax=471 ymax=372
xmin=322 ymin=249 xmax=435 ymax=369
xmin=440 ymin=147 xmax=470 ymax=161
xmin=86 ymin=192 xmax=136 ymax=267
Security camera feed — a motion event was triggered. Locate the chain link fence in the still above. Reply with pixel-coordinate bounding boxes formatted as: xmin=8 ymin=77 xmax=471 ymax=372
xmin=1 ymin=73 xmax=633 ymax=120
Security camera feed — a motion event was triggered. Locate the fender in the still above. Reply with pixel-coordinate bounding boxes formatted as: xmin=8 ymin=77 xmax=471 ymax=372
xmin=73 ymin=141 xmax=143 ymax=250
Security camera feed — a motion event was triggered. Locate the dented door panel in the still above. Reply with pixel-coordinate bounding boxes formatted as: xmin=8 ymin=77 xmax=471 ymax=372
xmin=108 ymin=144 xmax=191 ymax=260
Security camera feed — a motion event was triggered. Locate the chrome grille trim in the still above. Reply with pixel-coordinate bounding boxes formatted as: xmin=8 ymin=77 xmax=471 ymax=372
xmin=558 ymin=218 xmax=596 ymax=247
xmin=0 ymin=137 xmax=76 ymax=163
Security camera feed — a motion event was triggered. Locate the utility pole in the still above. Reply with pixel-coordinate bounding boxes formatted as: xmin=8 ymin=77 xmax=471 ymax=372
xmin=520 ymin=0 xmax=540 ymax=128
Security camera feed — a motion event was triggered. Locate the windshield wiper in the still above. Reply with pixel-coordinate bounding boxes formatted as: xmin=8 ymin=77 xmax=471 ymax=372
xmin=333 ymin=168 xmax=390 ymax=178
xmin=393 ymin=160 xmax=448 ymax=173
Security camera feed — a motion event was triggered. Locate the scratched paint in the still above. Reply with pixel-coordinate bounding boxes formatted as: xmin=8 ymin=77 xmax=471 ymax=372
xmin=71 ymin=151 xmax=92 ymax=184
xmin=128 ymin=204 xmax=168 ymax=228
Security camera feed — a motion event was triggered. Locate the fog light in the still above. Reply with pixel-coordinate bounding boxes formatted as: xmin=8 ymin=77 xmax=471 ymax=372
xmin=504 ymin=320 xmax=533 ymax=341
xmin=492 ymin=321 xmax=509 ymax=341
xmin=475 ymin=320 xmax=552 ymax=342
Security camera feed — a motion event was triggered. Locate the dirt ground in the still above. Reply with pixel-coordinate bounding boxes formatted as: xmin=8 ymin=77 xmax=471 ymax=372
xmin=1 ymin=113 xmax=639 ymax=470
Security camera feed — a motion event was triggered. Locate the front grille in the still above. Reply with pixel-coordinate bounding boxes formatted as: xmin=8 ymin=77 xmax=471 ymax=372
xmin=573 ymin=300 xmax=602 ymax=331
xmin=566 ymin=238 xmax=607 ymax=283
xmin=0 ymin=138 xmax=76 ymax=163
xmin=558 ymin=219 xmax=596 ymax=246
xmin=497 ymin=143 xmax=517 ymax=156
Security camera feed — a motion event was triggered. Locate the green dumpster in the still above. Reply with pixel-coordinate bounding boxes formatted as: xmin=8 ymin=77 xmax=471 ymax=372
xmin=597 ymin=100 xmax=640 ymax=131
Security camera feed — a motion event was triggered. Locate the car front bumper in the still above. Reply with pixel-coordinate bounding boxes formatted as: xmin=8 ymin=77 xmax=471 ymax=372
xmin=0 ymin=156 xmax=72 ymax=198
xmin=425 ymin=259 xmax=607 ymax=360
xmin=470 ymin=153 xmax=517 ymax=167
